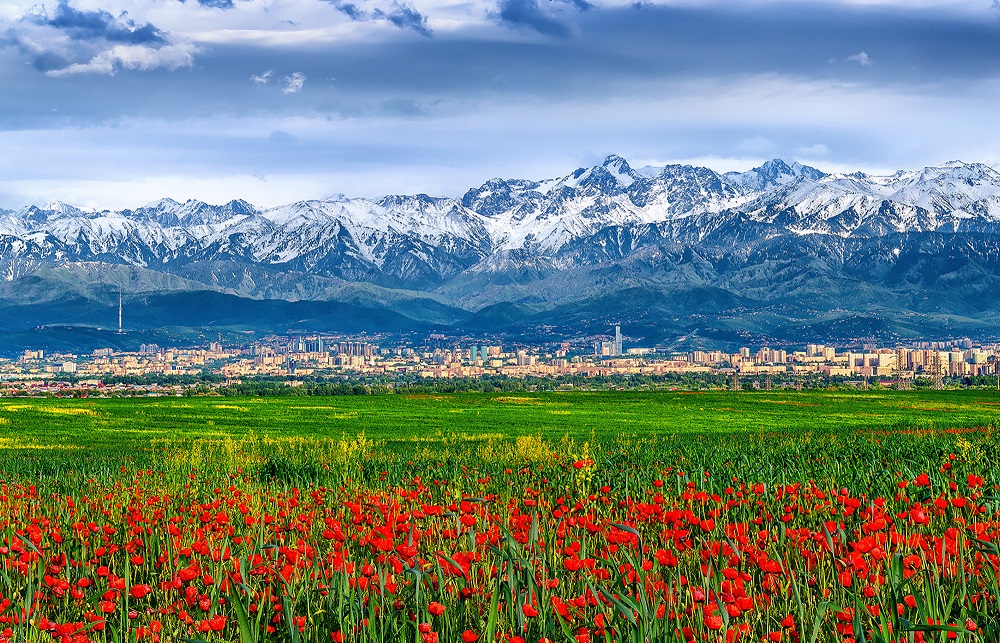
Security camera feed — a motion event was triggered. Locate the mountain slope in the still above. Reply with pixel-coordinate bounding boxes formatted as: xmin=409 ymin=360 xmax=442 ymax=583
xmin=4 ymin=156 xmax=1000 ymax=348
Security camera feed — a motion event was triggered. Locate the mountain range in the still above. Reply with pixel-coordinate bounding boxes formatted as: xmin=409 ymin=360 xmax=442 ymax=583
xmin=4 ymin=155 xmax=1000 ymax=352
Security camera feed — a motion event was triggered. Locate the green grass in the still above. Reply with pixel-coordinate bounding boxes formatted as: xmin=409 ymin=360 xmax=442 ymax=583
xmin=2 ymin=389 xmax=999 ymax=451
xmin=0 ymin=389 xmax=997 ymax=642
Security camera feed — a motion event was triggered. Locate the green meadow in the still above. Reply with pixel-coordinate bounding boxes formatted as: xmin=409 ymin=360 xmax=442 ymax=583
xmin=2 ymin=389 xmax=998 ymax=451
xmin=3 ymin=391 xmax=998 ymax=643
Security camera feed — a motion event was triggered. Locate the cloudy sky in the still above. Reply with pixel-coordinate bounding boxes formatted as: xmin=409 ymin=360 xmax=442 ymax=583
xmin=1 ymin=0 xmax=999 ymax=209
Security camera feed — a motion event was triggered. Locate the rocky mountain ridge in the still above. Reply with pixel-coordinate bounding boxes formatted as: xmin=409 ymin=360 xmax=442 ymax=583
xmin=3 ymin=156 xmax=1000 ymax=349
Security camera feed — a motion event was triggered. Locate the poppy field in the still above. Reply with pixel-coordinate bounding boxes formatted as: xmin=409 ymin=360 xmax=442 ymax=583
xmin=0 ymin=391 xmax=998 ymax=643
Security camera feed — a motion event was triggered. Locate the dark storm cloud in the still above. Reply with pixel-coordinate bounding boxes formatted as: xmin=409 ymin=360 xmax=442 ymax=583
xmin=40 ymin=1 xmax=166 ymax=44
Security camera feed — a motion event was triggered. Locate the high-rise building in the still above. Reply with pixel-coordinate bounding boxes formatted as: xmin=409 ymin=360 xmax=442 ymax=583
xmin=614 ymin=325 xmax=622 ymax=356
xmin=338 ymin=342 xmax=374 ymax=357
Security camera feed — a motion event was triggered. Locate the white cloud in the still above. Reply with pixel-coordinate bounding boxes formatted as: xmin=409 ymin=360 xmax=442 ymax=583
xmin=282 ymin=71 xmax=306 ymax=94
xmin=45 ymin=43 xmax=199 ymax=76
xmin=797 ymin=143 xmax=831 ymax=157
xmin=2 ymin=1 xmax=200 ymax=76
xmin=846 ymin=51 xmax=872 ymax=66
xmin=251 ymin=69 xmax=273 ymax=85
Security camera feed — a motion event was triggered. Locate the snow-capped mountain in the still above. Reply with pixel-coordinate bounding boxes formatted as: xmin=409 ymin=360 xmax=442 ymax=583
xmin=5 ymin=155 xmax=1000 ymax=345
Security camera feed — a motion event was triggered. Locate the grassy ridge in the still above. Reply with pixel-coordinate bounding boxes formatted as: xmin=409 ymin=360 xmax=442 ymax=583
xmin=2 ymin=389 xmax=999 ymax=450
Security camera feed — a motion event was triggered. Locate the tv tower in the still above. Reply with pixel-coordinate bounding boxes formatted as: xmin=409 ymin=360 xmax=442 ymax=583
xmin=117 ymin=287 xmax=124 ymax=334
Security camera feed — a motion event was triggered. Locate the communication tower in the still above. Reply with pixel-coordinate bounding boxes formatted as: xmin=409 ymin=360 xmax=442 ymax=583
xmin=116 ymin=287 xmax=124 ymax=334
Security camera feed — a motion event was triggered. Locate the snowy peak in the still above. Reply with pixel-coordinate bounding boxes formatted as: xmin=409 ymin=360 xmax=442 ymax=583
xmin=140 ymin=197 xmax=182 ymax=210
xmin=911 ymin=161 xmax=1000 ymax=186
xmin=461 ymin=178 xmax=542 ymax=217
xmin=877 ymin=162 xmax=1000 ymax=218
xmin=376 ymin=193 xmax=450 ymax=210
xmin=41 ymin=200 xmax=94 ymax=216
xmin=130 ymin=198 xmax=258 ymax=226
xmin=600 ymin=154 xmax=642 ymax=188
xmin=4 ymin=155 xmax=1000 ymax=287
xmin=17 ymin=201 xmax=94 ymax=222
xmin=560 ymin=155 xmax=642 ymax=194
xmin=725 ymin=159 xmax=827 ymax=191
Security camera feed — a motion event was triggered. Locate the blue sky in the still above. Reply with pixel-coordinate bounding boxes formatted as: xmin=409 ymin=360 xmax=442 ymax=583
xmin=1 ymin=0 xmax=999 ymax=209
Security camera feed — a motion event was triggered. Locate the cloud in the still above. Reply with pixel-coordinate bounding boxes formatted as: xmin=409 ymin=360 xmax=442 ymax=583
xmin=251 ymin=70 xmax=273 ymax=85
xmin=2 ymin=0 xmax=195 ymax=75
xmin=846 ymin=51 xmax=872 ymax=66
xmin=333 ymin=2 xmax=366 ymax=20
xmin=327 ymin=0 xmax=432 ymax=36
xmin=172 ymin=0 xmax=244 ymax=8
xmin=45 ymin=42 xmax=199 ymax=76
xmin=191 ymin=0 xmax=237 ymax=8
xmin=492 ymin=0 xmax=591 ymax=37
xmin=374 ymin=2 xmax=432 ymax=36
xmin=282 ymin=71 xmax=306 ymax=94
xmin=495 ymin=0 xmax=569 ymax=36
xmin=39 ymin=1 xmax=167 ymax=45
xmin=4 ymin=0 xmax=1000 ymax=210
xmin=797 ymin=143 xmax=832 ymax=157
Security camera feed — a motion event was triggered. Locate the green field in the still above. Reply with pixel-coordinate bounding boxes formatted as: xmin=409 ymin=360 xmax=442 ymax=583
xmin=1 ymin=390 xmax=999 ymax=642
xmin=3 ymin=389 xmax=999 ymax=450
xmin=4 ymin=389 xmax=999 ymax=488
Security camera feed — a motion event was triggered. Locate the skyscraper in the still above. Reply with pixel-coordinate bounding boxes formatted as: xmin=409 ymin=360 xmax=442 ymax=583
xmin=614 ymin=325 xmax=622 ymax=356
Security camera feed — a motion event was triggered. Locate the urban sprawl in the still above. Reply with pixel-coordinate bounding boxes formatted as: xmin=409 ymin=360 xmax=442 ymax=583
xmin=4 ymin=326 xmax=1000 ymax=395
